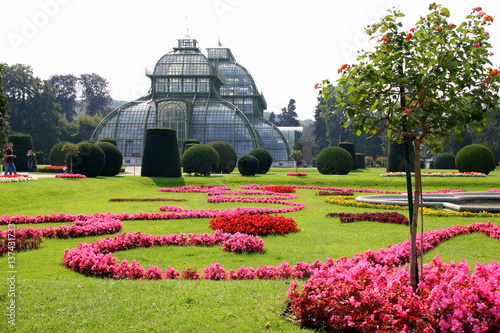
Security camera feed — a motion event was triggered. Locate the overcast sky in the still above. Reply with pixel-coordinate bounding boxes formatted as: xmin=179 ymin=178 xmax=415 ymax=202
xmin=2 ymin=0 xmax=500 ymax=120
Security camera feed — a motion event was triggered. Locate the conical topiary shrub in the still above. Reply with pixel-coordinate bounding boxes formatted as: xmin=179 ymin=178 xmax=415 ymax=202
xmin=386 ymin=141 xmax=415 ymax=172
xmin=141 ymin=127 xmax=181 ymax=177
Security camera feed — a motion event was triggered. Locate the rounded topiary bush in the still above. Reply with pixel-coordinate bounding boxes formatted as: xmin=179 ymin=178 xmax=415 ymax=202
xmin=49 ymin=141 xmax=70 ymax=166
xmin=141 ymin=127 xmax=181 ymax=178
xmin=95 ymin=141 xmax=123 ymax=176
xmin=339 ymin=142 xmax=357 ymax=170
xmin=208 ymin=141 xmax=237 ymax=174
xmin=181 ymin=144 xmax=220 ymax=176
xmin=70 ymin=142 xmax=106 ymax=177
xmin=248 ymin=148 xmax=272 ymax=174
xmin=237 ymin=155 xmax=259 ymax=176
xmin=434 ymin=153 xmax=456 ymax=169
xmin=98 ymin=137 xmax=118 ymax=147
xmin=182 ymin=139 xmax=200 ymax=155
xmin=455 ymin=144 xmax=496 ymax=175
xmin=316 ymin=146 xmax=352 ymax=175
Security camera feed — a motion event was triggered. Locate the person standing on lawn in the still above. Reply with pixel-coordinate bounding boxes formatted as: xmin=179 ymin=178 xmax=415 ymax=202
xmin=4 ymin=143 xmax=17 ymax=175
xmin=27 ymin=149 xmax=36 ymax=172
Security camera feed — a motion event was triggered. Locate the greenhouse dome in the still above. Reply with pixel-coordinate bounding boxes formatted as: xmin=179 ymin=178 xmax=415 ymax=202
xmin=91 ymin=37 xmax=291 ymax=165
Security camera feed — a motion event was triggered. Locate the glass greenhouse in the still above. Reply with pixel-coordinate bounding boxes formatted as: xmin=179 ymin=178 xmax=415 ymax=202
xmin=91 ymin=37 xmax=291 ymax=165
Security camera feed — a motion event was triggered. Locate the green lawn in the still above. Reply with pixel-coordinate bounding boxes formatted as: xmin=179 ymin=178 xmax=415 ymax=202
xmin=1 ymin=168 xmax=499 ymax=332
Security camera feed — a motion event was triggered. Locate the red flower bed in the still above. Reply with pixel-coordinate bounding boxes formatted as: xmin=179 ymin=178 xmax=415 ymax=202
xmin=262 ymin=185 xmax=296 ymax=193
xmin=209 ymin=213 xmax=300 ymax=235
xmin=327 ymin=212 xmax=409 ymax=225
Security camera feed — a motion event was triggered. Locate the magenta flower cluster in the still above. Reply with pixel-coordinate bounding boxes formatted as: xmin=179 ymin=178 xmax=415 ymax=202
xmin=288 ymin=222 xmax=500 ymax=332
xmin=62 ymin=230 xmax=265 ymax=279
xmin=55 ymin=173 xmax=87 ymax=178
xmin=286 ymin=172 xmax=308 ymax=176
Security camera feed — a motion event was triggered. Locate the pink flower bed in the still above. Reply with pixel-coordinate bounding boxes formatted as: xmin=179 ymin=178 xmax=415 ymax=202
xmin=11 ymin=215 xmax=122 ymax=239
xmin=287 ymin=222 xmax=500 ymax=332
xmin=286 ymin=172 xmax=308 ymax=176
xmin=62 ymin=230 xmax=264 ymax=279
xmin=0 ymin=228 xmax=42 ymax=255
xmin=55 ymin=173 xmax=86 ymax=178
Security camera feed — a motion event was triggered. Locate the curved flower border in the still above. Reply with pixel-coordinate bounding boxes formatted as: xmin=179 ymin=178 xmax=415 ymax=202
xmin=0 ymin=174 xmax=38 ymax=183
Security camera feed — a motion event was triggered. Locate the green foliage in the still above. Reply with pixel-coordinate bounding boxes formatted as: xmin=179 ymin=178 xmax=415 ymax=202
xmin=322 ymin=5 xmax=500 ymax=153
xmin=248 ymin=148 xmax=273 ymax=174
xmin=181 ymin=144 xmax=219 ymax=176
xmin=434 ymin=153 xmax=456 ymax=169
xmin=339 ymin=142 xmax=357 ymax=170
xmin=386 ymin=142 xmax=415 ymax=172
xmin=0 ymin=64 xmax=8 ymax=159
xmin=35 ymin=151 xmax=44 ymax=164
xmin=49 ymin=142 xmax=69 ymax=166
xmin=208 ymin=141 xmax=237 ymax=174
xmin=316 ymin=146 xmax=352 ymax=175
xmin=70 ymin=142 xmax=106 ymax=177
xmin=95 ymin=141 xmax=123 ymax=176
xmin=455 ymin=144 xmax=496 ymax=175
xmin=141 ymin=128 xmax=181 ymax=178
xmin=237 ymin=155 xmax=259 ymax=176
xmin=356 ymin=153 xmax=365 ymax=169
xmin=8 ymin=133 xmax=35 ymax=172
xmin=98 ymin=137 xmax=118 ymax=147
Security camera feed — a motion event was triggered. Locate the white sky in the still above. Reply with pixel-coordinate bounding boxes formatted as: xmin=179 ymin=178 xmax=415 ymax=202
xmin=2 ymin=0 xmax=500 ymax=120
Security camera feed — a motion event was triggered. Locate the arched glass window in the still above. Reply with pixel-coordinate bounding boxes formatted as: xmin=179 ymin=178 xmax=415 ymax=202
xmin=157 ymin=101 xmax=187 ymax=147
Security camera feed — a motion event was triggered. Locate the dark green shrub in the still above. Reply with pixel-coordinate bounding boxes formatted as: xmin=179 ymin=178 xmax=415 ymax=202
xmin=98 ymin=137 xmax=118 ymax=147
xmin=141 ymin=128 xmax=181 ymax=178
xmin=237 ymin=155 xmax=259 ymax=176
xmin=355 ymin=153 xmax=365 ymax=169
xmin=339 ymin=142 xmax=357 ymax=170
xmin=49 ymin=142 xmax=70 ymax=166
xmin=208 ymin=141 xmax=237 ymax=174
xmin=386 ymin=141 xmax=415 ymax=172
xmin=181 ymin=144 xmax=220 ymax=176
xmin=35 ymin=151 xmax=44 ymax=165
xmin=70 ymin=142 xmax=106 ymax=177
xmin=95 ymin=141 xmax=123 ymax=176
xmin=316 ymin=147 xmax=352 ymax=175
xmin=248 ymin=148 xmax=272 ymax=174
xmin=455 ymin=144 xmax=496 ymax=175
xmin=9 ymin=133 xmax=35 ymax=172
xmin=182 ymin=139 xmax=200 ymax=154
xmin=434 ymin=153 xmax=456 ymax=169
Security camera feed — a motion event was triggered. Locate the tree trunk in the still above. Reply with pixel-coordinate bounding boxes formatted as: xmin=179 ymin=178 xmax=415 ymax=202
xmin=410 ymin=140 xmax=422 ymax=291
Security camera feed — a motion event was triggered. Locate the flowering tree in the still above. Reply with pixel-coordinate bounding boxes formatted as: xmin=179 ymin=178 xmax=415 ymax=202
xmin=317 ymin=4 xmax=500 ymax=290
xmin=61 ymin=143 xmax=79 ymax=173
xmin=289 ymin=150 xmax=302 ymax=171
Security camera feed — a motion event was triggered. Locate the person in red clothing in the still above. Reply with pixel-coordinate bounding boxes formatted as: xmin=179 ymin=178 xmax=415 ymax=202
xmin=4 ymin=143 xmax=17 ymax=175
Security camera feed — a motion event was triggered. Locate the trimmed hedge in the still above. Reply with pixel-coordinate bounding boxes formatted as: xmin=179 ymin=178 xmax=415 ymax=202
xmin=455 ymin=144 xmax=496 ymax=175
xmin=9 ymin=133 xmax=36 ymax=172
xmin=386 ymin=141 xmax=415 ymax=172
xmin=208 ymin=141 xmax=237 ymax=174
xmin=356 ymin=153 xmax=365 ymax=169
xmin=237 ymin=155 xmax=259 ymax=176
xmin=98 ymin=137 xmax=118 ymax=147
xmin=434 ymin=153 xmax=456 ymax=169
xmin=248 ymin=148 xmax=272 ymax=174
xmin=141 ymin=128 xmax=181 ymax=178
xmin=95 ymin=141 xmax=123 ymax=176
xmin=339 ymin=142 xmax=357 ymax=170
xmin=182 ymin=139 xmax=200 ymax=155
xmin=181 ymin=144 xmax=220 ymax=176
xmin=316 ymin=146 xmax=352 ymax=175
xmin=70 ymin=142 xmax=106 ymax=177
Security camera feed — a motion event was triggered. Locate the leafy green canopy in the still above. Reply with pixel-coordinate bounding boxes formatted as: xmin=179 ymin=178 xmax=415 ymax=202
xmin=318 ymin=4 xmax=500 ymax=153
